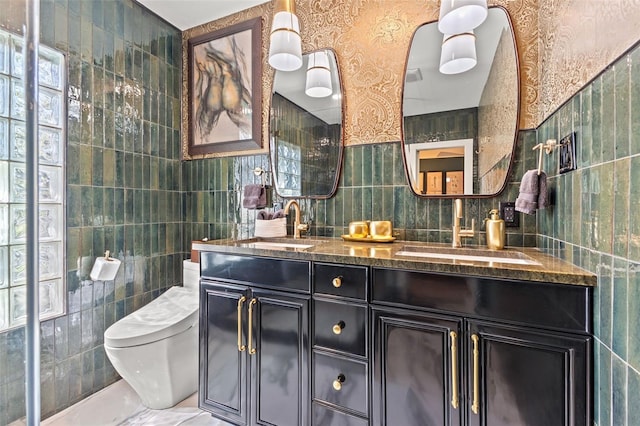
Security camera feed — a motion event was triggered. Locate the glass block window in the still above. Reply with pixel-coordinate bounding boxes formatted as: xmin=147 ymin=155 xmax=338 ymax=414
xmin=0 ymin=29 xmax=65 ymax=332
xmin=276 ymin=140 xmax=302 ymax=197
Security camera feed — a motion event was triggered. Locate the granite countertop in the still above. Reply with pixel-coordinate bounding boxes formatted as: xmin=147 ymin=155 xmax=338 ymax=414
xmin=192 ymin=236 xmax=596 ymax=287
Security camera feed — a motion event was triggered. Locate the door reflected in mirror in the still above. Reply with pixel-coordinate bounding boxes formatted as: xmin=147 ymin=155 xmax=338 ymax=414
xmin=270 ymin=49 xmax=343 ymax=199
xmin=402 ymin=7 xmax=519 ymax=197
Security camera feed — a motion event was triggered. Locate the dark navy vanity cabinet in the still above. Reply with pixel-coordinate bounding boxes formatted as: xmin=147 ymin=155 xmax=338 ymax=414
xmin=198 ymin=252 xmax=592 ymax=426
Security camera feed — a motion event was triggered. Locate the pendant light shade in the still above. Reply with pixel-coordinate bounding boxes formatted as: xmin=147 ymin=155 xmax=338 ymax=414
xmin=305 ymin=50 xmax=332 ymax=98
xmin=439 ymin=32 xmax=477 ymax=75
xmin=268 ymin=0 xmax=303 ymax=71
xmin=438 ymin=0 xmax=488 ymax=34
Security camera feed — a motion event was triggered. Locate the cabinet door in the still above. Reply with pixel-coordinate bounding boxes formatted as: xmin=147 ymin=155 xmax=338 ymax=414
xmin=466 ymin=321 xmax=591 ymax=426
xmin=200 ymin=282 xmax=249 ymax=425
xmin=250 ymin=290 xmax=310 ymax=426
xmin=372 ymin=307 xmax=463 ymax=426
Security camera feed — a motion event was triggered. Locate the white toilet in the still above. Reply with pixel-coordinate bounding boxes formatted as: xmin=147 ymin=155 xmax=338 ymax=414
xmin=104 ymin=260 xmax=200 ymax=409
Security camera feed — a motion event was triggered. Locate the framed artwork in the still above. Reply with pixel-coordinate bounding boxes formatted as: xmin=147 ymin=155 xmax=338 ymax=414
xmin=188 ymin=17 xmax=262 ymax=156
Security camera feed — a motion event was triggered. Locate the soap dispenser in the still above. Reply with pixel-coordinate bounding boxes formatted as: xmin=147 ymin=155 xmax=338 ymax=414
xmin=484 ymin=209 xmax=506 ymax=250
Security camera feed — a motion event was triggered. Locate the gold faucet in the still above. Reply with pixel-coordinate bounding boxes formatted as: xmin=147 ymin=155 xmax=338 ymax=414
xmin=452 ymin=199 xmax=475 ymax=248
xmin=284 ymin=200 xmax=309 ymax=239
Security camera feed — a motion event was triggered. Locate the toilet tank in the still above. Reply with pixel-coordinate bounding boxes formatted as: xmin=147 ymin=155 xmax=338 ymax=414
xmin=183 ymin=260 xmax=200 ymax=291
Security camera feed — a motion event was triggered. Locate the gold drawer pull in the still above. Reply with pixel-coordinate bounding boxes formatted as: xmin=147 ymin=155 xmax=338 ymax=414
xmin=237 ymin=296 xmax=246 ymax=352
xmin=332 ymin=276 xmax=342 ymax=288
xmin=450 ymin=331 xmax=458 ymax=409
xmin=248 ymin=298 xmax=257 ymax=355
xmin=471 ymin=334 xmax=480 ymax=415
xmin=332 ymin=321 xmax=345 ymax=335
xmin=332 ymin=374 xmax=346 ymax=391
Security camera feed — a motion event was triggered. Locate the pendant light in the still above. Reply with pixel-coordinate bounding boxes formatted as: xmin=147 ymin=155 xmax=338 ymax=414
xmin=268 ymin=0 xmax=303 ymax=71
xmin=439 ymin=32 xmax=477 ymax=75
xmin=305 ymin=50 xmax=332 ymax=98
xmin=438 ymin=0 xmax=488 ymax=35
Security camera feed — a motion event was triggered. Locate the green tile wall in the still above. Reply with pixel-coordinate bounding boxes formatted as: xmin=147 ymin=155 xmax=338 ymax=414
xmin=536 ymin=43 xmax=640 ymax=426
xmin=183 ymin=131 xmax=538 ymax=250
xmin=0 ymin=0 xmax=182 ymax=423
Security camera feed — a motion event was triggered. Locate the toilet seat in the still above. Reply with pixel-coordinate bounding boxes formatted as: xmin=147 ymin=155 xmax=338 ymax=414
xmin=105 ymin=287 xmax=199 ymax=348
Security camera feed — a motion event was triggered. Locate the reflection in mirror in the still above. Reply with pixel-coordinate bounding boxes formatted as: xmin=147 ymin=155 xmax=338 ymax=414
xmin=270 ymin=49 xmax=343 ymax=198
xmin=402 ymin=7 xmax=519 ymax=197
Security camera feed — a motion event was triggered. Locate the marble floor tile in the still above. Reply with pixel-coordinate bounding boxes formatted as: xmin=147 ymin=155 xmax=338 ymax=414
xmin=10 ymin=380 xmax=232 ymax=426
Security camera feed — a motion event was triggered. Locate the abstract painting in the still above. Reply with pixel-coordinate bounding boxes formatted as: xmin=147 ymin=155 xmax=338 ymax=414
xmin=188 ymin=18 xmax=262 ymax=155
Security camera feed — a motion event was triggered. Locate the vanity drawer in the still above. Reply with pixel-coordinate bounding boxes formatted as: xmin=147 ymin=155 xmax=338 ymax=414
xmin=200 ymin=252 xmax=310 ymax=293
xmin=313 ymin=402 xmax=368 ymax=426
xmin=314 ymin=263 xmax=367 ymax=300
xmin=314 ymin=299 xmax=367 ymax=356
xmin=313 ymin=352 xmax=368 ymax=416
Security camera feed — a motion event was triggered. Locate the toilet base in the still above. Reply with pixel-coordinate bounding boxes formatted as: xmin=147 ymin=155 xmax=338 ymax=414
xmin=105 ymin=322 xmax=198 ymax=409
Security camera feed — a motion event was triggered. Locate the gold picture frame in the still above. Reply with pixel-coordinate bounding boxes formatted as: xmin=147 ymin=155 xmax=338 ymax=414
xmin=188 ymin=17 xmax=262 ymax=155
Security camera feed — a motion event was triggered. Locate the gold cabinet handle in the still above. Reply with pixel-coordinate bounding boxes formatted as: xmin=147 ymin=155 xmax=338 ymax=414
xmin=450 ymin=331 xmax=459 ymax=409
xmin=332 ymin=320 xmax=345 ymax=335
xmin=471 ymin=334 xmax=480 ymax=415
xmin=332 ymin=276 xmax=342 ymax=288
xmin=248 ymin=298 xmax=257 ymax=355
xmin=237 ymin=296 xmax=246 ymax=352
xmin=332 ymin=374 xmax=346 ymax=391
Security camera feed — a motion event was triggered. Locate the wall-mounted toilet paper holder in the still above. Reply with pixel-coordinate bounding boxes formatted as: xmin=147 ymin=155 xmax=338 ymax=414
xmin=90 ymin=250 xmax=122 ymax=281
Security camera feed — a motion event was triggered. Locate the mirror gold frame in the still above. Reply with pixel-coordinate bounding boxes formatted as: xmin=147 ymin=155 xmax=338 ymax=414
xmin=401 ymin=6 xmax=520 ymax=198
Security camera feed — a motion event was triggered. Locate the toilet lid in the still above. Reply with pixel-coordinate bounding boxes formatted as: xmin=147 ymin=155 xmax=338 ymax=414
xmin=104 ymin=286 xmax=199 ymax=348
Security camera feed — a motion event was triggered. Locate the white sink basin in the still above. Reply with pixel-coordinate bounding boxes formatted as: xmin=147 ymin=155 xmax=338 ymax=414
xmin=395 ymin=246 xmax=541 ymax=266
xmin=245 ymin=241 xmax=315 ymax=250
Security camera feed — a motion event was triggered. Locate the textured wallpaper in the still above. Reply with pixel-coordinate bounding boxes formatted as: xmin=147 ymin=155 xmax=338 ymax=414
xmin=181 ymin=0 xmax=539 ymax=158
xmin=478 ymin=27 xmax=519 ymax=185
xmin=538 ymin=0 xmax=640 ymax=122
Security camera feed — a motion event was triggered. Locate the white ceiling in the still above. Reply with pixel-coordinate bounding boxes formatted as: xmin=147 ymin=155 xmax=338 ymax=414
xmin=136 ymin=0 xmax=269 ymax=30
xmin=404 ymin=9 xmax=510 ymax=117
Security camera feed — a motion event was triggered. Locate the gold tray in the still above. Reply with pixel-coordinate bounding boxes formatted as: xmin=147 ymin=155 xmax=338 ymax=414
xmin=341 ymin=234 xmax=396 ymax=243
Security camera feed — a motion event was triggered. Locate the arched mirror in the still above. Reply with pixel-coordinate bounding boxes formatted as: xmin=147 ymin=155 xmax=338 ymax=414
xmin=402 ymin=7 xmax=519 ymax=197
xmin=269 ymin=49 xmax=343 ymax=198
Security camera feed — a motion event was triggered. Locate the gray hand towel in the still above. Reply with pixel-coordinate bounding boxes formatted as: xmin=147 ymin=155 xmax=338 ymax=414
xmin=272 ymin=209 xmax=286 ymax=219
xmin=243 ymin=184 xmax=267 ymax=209
xmin=257 ymin=210 xmax=272 ymax=220
xmin=538 ymin=171 xmax=549 ymax=209
xmin=515 ymin=169 xmax=539 ymax=215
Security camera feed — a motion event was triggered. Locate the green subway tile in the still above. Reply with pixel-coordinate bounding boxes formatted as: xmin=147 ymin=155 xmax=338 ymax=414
xmin=371 ymin=187 xmax=383 ymax=220
xmin=92 ymin=187 xmax=103 ymax=226
xmin=91 ymin=147 xmax=103 ymax=187
xmin=102 ymin=149 xmax=115 ymax=187
xmin=629 ymin=263 xmax=640 ymax=372
xmin=599 ymin=254 xmax=613 ymax=345
xmin=393 ymin=186 xmax=406 ymax=228
xmin=362 ymin=187 xmax=372 ymax=219
xmin=404 ymin=189 xmax=417 ymax=230
xmin=632 ymin=46 xmax=640 ymax=156
xmin=342 ymin=187 xmax=353 ymax=223
xmin=92 ymin=228 xmax=105 ymax=261
xmin=602 ymin=70 xmax=615 ymax=162
xmin=611 ymin=356 xmax=627 ymax=426
xmin=613 ymin=158 xmax=630 ymax=258
xmin=592 ymin=76 xmax=603 ymax=165
xmin=92 ymin=26 xmax=103 ymax=68
xmin=80 ymin=18 xmax=93 ymax=63
xmin=612 ymin=259 xmax=628 ymax=359
xmin=599 ymin=342 xmax=612 ymax=426
xmin=570 ymin=171 xmax=582 ymax=246
xmin=595 ymin=163 xmax=614 ymax=253
xmin=351 ymin=187 xmax=362 ymax=220
xmin=54 ymin=5 xmax=68 ymax=52
xmin=66 ymin=228 xmax=81 ymax=271
xmin=113 ymin=188 xmax=124 ymax=224
xmin=104 ymin=109 xmax=115 ymax=148
xmin=124 ymin=152 xmax=134 ymax=187
xmin=103 ymin=188 xmax=114 ymax=226
xmin=382 ymin=186 xmax=394 ymax=222
xmin=629 ymin=367 xmax=640 ymax=426
xmin=580 ymin=85 xmax=593 ymax=167
xmin=124 ymin=189 xmax=134 ymax=224
xmin=614 ymin=57 xmax=630 ymax=159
